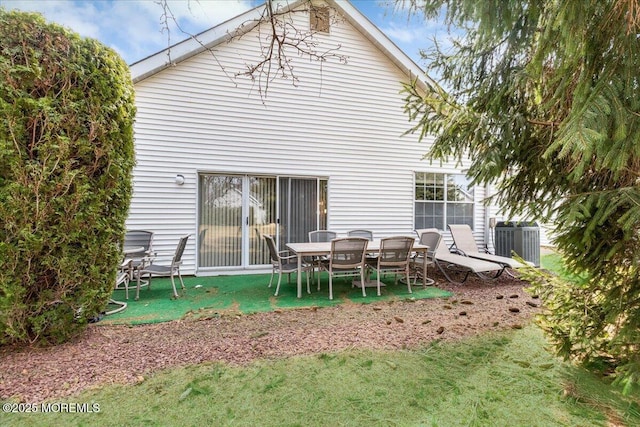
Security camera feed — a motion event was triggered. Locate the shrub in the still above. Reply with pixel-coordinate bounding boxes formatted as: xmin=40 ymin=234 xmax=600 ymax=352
xmin=0 ymin=9 xmax=136 ymax=345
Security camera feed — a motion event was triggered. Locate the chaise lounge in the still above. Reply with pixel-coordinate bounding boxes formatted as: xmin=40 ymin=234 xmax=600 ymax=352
xmin=448 ymin=224 xmax=525 ymax=274
xmin=417 ymin=229 xmax=506 ymax=284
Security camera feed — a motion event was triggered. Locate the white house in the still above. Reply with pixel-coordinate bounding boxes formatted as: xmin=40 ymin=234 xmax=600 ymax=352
xmin=127 ymin=0 xmax=522 ymax=276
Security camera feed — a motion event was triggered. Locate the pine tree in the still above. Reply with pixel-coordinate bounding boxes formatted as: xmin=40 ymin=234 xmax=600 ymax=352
xmin=402 ymin=0 xmax=640 ymax=391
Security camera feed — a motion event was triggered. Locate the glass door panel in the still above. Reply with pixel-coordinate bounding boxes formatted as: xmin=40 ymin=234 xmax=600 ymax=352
xmin=279 ymin=178 xmax=327 ymax=248
xmin=319 ymin=179 xmax=328 ymax=230
xmin=198 ymin=175 xmax=243 ymax=267
xmin=248 ymin=176 xmax=277 ymax=266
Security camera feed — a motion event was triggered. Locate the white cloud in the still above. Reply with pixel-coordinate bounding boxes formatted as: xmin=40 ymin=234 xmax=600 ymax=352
xmin=0 ymin=0 xmax=459 ymax=66
xmin=2 ymin=0 xmax=102 ymax=37
xmin=382 ymin=22 xmax=426 ymax=44
xmin=1 ymin=0 xmax=254 ymax=63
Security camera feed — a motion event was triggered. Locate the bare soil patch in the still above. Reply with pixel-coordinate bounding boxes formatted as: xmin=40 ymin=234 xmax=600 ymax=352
xmin=0 ymin=272 xmax=540 ymax=403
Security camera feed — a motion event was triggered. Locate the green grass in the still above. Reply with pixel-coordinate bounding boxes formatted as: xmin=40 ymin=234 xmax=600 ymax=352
xmin=3 ymin=326 xmax=639 ymax=427
xmin=5 ymin=251 xmax=638 ymax=426
xmin=540 ymin=251 xmax=586 ymax=283
xmin=541 ymin=251 xmax=563 ymax=274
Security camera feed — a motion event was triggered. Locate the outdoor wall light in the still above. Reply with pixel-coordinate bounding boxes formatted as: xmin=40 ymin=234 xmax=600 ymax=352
xmin=175 ymin=174 xmax=185 ymax=185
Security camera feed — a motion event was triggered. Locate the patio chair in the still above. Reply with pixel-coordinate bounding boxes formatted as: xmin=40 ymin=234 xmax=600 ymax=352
xmin=308 ymin=230 xmax=338 ymax=287
xmin=319 ymin=237 xmax=369 ymax=300
xmin=114 ymin=253 xmax=139 ymax=301
xmin=121 ymin=230 xmax=154 ymax=299
xmin=308 ymin=230 xmax=337 ymax=242
xmin=138 ymin=234 xmax=190 ymax=299
xmin=347 ymin=229 xmax=373 ymax=240
xmin=264 ymin=234 xmax=312 ymax=296
xmin=448 ymin=224 xmax=524 ymax=274
xmin=348 ymin=230 xmax=377 ymax=262
xmin=410 ymin=229 xmax=441 ymax=287
xmin=431 ymin=230 xmax=505 ymax=284
xmin=366 ymin=236 xmax=415 ymax=296
xmin=102 ymin=257 xmax=136 ymax=316
xmin=113 ymin=258 xmax=135 ymax=301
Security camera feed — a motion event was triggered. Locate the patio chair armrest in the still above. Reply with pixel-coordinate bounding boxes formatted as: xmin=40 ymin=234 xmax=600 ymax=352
xmin=148 ymin=253 xmax=173 ymax=264
xmin=280 ymin=252 xmax=299 ymax=262
xmin=278 ymin=249 xmax=291 ymax=257
xmin=137 ymin=253 xmax=154 ymax=268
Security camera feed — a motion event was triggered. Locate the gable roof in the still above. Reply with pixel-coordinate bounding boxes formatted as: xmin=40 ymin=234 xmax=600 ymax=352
xmin=130 ymin=0 xmax=432 ymax=88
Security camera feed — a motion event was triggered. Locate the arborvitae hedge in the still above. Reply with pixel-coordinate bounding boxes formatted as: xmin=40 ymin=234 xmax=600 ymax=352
xmin=0 ymin=9 xmax=136 ymax=345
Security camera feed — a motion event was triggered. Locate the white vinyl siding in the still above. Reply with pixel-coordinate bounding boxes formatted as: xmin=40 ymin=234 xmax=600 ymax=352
xmin=128 ymin=4 xmax=491 ymax=274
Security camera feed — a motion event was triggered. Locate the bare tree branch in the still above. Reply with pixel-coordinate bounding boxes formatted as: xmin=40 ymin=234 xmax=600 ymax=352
xmin=155 ymin=0 xmax=237 ymax=86
xmin=155 ymin=0 xmax=348 ymax=100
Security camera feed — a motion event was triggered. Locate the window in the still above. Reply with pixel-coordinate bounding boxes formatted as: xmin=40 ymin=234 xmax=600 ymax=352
xmin=414 ymin=172 xmax=474 ymax=230
xmin=310 ymin=6 xmax=330 ymax=33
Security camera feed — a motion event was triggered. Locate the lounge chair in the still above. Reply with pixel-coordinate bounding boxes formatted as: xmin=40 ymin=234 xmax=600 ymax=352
xmin=419 ymin=229 xmax=505 ymax=284
xmin=448 ymin=224 xmax=525 ymax=273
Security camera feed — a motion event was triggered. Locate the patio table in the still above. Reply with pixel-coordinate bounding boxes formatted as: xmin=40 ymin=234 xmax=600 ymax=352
xmin=286 ymin=239 xmax=431 ymax=298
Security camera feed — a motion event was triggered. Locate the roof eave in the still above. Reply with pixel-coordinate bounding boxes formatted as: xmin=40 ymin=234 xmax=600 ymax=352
xmin=130 ymin=1 xmax=307 ymax=83
xmin=327 ymin=0 xmax=433 ymax=91
xmin=130 ymin=0 xmax=433 ymax=91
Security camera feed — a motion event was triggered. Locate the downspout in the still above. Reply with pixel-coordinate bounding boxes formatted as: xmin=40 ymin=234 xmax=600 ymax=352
xmin=484 ymin=182 xmax=493 ymax=252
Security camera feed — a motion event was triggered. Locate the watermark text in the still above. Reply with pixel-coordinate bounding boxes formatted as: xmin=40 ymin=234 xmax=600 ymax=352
xmin=3 ymin=402 xmax=100 ymax=413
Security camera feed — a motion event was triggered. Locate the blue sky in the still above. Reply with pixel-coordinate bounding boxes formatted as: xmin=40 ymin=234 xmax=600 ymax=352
xmin=0 ymin=0 xmax=448 ymax=66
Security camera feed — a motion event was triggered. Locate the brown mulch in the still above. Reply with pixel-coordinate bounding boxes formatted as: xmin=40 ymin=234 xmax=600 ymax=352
xmin=0 ymin=271 xmax=541 ymax=403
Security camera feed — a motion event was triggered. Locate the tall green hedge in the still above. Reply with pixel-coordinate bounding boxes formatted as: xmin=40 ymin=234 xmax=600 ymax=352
xmin=0 ymin=9 xmax=136 ymax=345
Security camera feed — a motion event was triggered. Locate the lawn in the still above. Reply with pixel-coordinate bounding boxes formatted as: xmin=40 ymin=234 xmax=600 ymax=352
xmin=2 ymin=325 xmax=639 ymax=426
xmin=2 ymin=252 xmax=639 ymax=426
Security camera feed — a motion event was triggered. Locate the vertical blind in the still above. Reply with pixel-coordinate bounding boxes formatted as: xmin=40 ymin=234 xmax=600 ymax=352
xmin=199 ymin=174 xmax=327 ymax=269
xmin=248 ymin=176 xmax=277 ymax=265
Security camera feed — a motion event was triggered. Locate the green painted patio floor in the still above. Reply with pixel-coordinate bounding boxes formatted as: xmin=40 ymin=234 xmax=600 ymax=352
xmin=101 ymin=272 xmax=452 ymax=325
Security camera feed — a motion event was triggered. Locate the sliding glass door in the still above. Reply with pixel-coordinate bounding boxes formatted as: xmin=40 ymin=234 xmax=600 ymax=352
xmin=198 ymin=174 xmax=327 ymax=270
